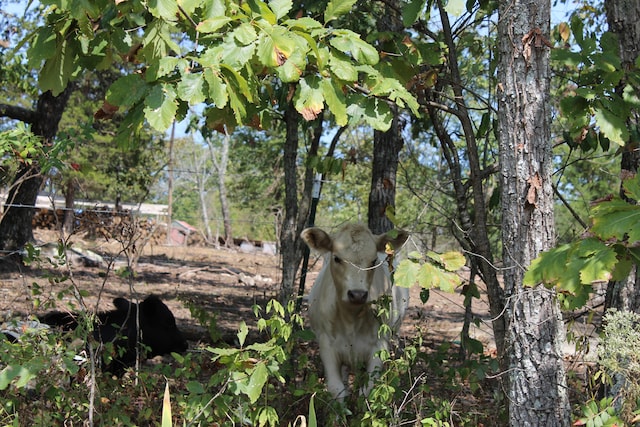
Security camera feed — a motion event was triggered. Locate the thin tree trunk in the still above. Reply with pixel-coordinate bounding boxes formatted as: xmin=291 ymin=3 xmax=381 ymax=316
xmin=430 ymin=0 xmax=506 ymax=360
xmin=368 ymin=112 xmax=403 ymax=235
xmin=280 ymin=102 xmax=303 ymax=303
xmin=497 ymin=0 xmax=570 ymax=424
xmin=207 ymin=133 xmax=233 ymax=246
xmin=368 ymin=0 xmax=403 ymax=236
xmin=63 ymin=178 xmax=76 ymax=233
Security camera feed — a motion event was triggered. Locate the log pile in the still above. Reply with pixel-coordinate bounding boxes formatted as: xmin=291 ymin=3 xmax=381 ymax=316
xmin=32 ymin=207 xmax=168 ymax=245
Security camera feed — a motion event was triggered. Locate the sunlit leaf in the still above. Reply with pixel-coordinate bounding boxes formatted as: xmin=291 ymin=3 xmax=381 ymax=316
xmin=294 ymin=76 xmax=324 ymax=121
xmin=177 ymin=73 xmax=206 ymax=105
xmin=143 ymin=84 xmax=178 ymax=131
xmin=324 ymin=0 xmax=357 ymax=23
xmin=148 ymin=0 xmax=179 ymax=20
xmin=197 ymin=16 xmax=232 ymax=33
xmin=593 ymin=100 xmax=629 ymax=146
xmin=395 ymin=259 xmax=420 ymax=288
xmin=269 ymin=0 xmax=292 ymax=19
xmin=203 ymin=68 xmax=228 ymax=107
xmin=321 ymin=79 xmax=347 ymax=125
xmin=330 ymin=30 xmax=379 ymax=65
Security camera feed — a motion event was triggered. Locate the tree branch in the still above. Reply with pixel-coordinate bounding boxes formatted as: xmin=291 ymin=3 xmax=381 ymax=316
xmin=0 ymin=103 xmax=37 ymax=124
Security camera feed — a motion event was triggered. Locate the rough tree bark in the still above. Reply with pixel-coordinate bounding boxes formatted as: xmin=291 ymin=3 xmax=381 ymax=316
xmin=0 ymin=87 xmax=74 ymax=265
xmin=368 ymin=112 xmax=403 ymax=235
xmin=279 ymin=102 xmax=317 ymax=303
xmin=367 ymin=0 xmax=403 ymax=236
xmin=603 ymin=0 xmax=640 ymax=313
xmin=497 ymin=0 xmax=570 ymax=424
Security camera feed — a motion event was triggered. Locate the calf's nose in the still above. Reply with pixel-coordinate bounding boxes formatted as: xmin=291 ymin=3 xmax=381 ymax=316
xmin=347 ymin=290 xmax=368 ymax=304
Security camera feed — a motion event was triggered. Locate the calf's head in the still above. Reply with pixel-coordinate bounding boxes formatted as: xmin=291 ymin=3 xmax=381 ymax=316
xmin=301 ymin=223 xmax=409 ymax=306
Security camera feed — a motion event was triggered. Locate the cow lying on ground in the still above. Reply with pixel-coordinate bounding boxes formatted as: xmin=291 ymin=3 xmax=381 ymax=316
xmin=301 ymin=223 xmax=409 ymax=400
xmin=39 ymin=295 xmax=188 ymax=374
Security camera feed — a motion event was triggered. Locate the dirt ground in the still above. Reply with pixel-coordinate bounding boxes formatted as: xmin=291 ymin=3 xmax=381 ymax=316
xmin=0 ymin=230 xmax=497 ymax=353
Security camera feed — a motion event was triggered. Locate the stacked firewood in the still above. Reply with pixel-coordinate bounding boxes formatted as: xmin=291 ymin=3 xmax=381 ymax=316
xmin=32 ymin=207 xmax=168 ymax=245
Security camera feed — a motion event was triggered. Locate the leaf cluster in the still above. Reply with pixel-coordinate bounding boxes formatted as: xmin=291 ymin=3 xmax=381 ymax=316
xmin=524 ymin=174 xmax=640 ymax=310
xmin=28 ymin=0 xmax=419 ymax=144
xmin=553 ymin=16 xmax=640 ymax=148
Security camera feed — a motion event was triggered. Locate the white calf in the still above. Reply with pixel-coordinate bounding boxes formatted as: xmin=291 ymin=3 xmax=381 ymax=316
xmin=301 ymin=223 xmax=409 ymax=400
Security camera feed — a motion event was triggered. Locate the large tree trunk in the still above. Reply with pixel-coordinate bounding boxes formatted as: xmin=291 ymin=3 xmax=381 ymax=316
xmin=0 ymin=88 xmax=73 ymax=264
xmin=497 ymin=0 xmax=570 ymax=425
xmin=603 ymin=0 xmax=640 ymax=313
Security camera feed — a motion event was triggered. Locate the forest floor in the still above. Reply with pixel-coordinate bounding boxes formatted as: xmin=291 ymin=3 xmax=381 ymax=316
xmin=0 ymin=229 xmax=600 ymax=425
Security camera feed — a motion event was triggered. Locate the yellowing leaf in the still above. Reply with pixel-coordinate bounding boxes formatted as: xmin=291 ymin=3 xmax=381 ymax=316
xmin=294 ymin=76 xmax=324 ymax=120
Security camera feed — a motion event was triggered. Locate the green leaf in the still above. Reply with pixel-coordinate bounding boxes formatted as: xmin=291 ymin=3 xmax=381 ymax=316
xmin=308 ymin=393 xmax=317 ymax=427
xmin=576 ymin=240 xmax=617 ymax=284
xmin=324 ymin=0 xmax=357 ymax=23
xmin=330 ymin=30 xmax=379 ymax=65
xmin=329 ymin=52 xmax=358 ymax=81
xmin=245 ymin=362 xmax=268 ymax=403
xmin=427 ymin=250 xmax=466 ymax=271
xmin=238 ymin=321 xmax=249 ymax=347
xmin=247 ymin=0 xmax=277 ymax=24
xmin=277 ymin=47 xmax=306 ymax=82
xmin=234 ymin=22 xmax=259 ymax=46
xmin=196 ymin=16 xmax=232 ymax=33
xmin=622 ymin=171 xmax=640 ymax=201
xmin=203 ymin=69 xmax=229 ymax=107
xmin=257 ymin=26 xmax=295 ymax=67
xmin=402 ymin=0 xmax=426 ymax=26
xmin=269 ymin=0 xmax=292 ymax=19
xmin=593 ymin=100 xmax=629 ymax=146
xmin=395 ymin=259 xmax=420 ymax=288
xmin=419 ymin=262 xmax=461 ymax=292
xmin=28 ymin=26 xmax=57 ymax=65
xmin=107 ymin=75 xmax=150 ymax=107
xmin=143 ymin=84 xmax=178 ymax=131
xmin=148 ymin=0 xmax=179 ymax=20
xmin=177 ymin=73 xmax=206 ymax=105
xmin=0 ymin=366 xmax=21 ymax=390
xmin=592 ymin=199 xmax=640 ymax=243
xmin=39 ymin=38 xmax=79 ymax=95
xmin=186 ymin=381 xmax=205 ymax=394
xmin=346 ymin=97 xmax=393 ymax=131
xmin=321 ymin=79 xmax=347 ymax=125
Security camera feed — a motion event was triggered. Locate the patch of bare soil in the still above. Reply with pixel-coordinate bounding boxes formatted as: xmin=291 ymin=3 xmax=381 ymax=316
xmin=1 ymin=230 xmax=496 ymax=352
xmin=1 ymin=229 xmax=595 ymax=425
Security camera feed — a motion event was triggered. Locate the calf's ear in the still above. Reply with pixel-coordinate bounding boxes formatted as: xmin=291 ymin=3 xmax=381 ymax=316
xmin=301 ymin=227 xmax=332 ymax=253
xmin=377 ymin=230 xmax=409 ymax=253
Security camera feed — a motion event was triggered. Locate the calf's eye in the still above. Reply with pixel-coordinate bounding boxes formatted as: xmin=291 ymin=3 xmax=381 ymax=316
xmin=333 ymin=256 xmax=342 ymax=264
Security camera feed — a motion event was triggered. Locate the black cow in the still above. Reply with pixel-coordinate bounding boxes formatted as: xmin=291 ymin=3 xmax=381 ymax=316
xmin=40 ymin=295 xmax=188 ymax=373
